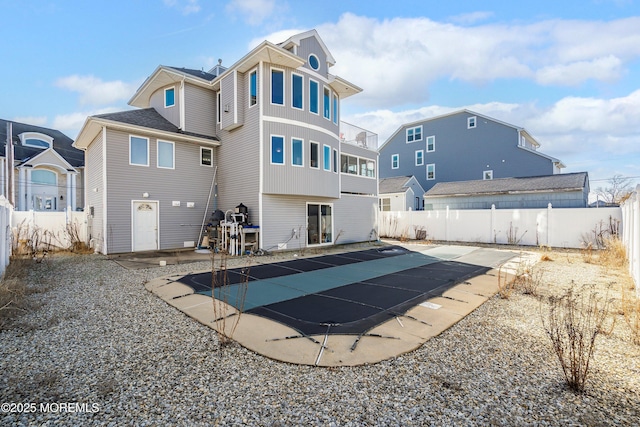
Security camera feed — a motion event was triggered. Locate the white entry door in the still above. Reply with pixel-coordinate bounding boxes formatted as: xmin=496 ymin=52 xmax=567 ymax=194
xmin=132 ymin=201 xmax=158 ymax=251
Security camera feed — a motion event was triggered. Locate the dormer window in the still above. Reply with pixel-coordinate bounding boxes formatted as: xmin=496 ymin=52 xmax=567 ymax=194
xmin=164 ymin=87 xmax=175 ymax=108
xmin=19 ymin=132 xmax=52 ymax=149
xmin=308 ymin=54 xmax=320 ymax=71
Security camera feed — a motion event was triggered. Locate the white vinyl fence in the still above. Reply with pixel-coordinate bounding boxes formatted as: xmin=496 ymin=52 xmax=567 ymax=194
xmin=0 ymin=196 xmax=12 ymax=276
xmin=12 ymin=210 xmax=89 ymax=253
xmin=621 ymin=185 xmax=640 ymax=296
xmin=379 ymin=205 xmax=622 ymax=249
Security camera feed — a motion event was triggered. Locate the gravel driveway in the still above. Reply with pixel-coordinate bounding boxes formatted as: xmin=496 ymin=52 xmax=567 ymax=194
xmin=1 ymin=246 xmax=638 ymax=426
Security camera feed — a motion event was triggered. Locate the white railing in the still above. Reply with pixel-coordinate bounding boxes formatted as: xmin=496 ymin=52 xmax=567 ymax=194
xmin=621 ymin=185 xmax=640 ymax=296
xmin=0 ymin=196 xmax=12 ymax=276
xmin=379 ymin=205 xmax=622 ymax=249
xmin=340 ymin=121 xmax=378 ymax=151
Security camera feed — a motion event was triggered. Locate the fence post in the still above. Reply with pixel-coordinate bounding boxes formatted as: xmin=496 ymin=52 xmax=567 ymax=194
xmin=547 ymin=203 xmax=552 ymax=247
xmin=490 ymin=204 xmax=495 ymax=244
xmin=634 ymin=188 xmax=640 ymax=296
xmin=445 ymin=206 xmax=450 ymax=241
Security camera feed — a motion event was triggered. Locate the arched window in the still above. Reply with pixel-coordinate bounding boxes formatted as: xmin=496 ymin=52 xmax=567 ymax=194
xmin=31 ymin=170 xmax=57 ymax=185
xmin=19 ymin=132 xmax=53 ymax=149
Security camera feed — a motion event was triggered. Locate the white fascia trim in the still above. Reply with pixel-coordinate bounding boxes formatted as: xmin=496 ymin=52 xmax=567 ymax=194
xmin=102 ymin=126 xmax=108 ymax=255
xmin=263 ymin=116 xmax=339 ymax=141
xmin=179 ymin=77 xmax=186 ymax=130
xmin=233 ymin=70 xmax=239 ymax=125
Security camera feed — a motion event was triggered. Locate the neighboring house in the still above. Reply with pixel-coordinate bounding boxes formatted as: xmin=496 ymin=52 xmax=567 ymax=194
xmin=379 ymin=176 xmax=425 ymax=211
xmin=73 ymin=30 xmax=378 ymax=254
xmin=0 ymin=119 xmax=84 ymax=211
xmin=423 ymin=172 xmax=590 ymax=210
xmin=378 ymin=110 xmax=565 ymax=192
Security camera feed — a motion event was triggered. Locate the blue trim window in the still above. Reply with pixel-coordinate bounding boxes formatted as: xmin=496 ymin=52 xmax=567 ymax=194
xmin=406 ymin=126 xmax=422 ymax=143
xmin=391 ymin=154 xmax=399 ymax=169
xmin=249 ymin=70 xmax=257 ymax=106
xmin=165 ymin=87 xmax=175 ymax=108
xmin=271 ymin=69 xmax=284 ymax=105
xmin=309 ymin=80 xmax=319 ymax=114
xmin=427 ymin=135 xmax=435 ymax=152
xmin=130 ymin=136 xmax=149 ymax=166
xmin=415 ymin=150 xmax=424 ymax=166
xmin=271 ymin=136 xmax=284 ymax=164
xmin=292 ymin=138 xmax=303 ymax=166
xmin=323 ymin=87 xmax=330 ymax=119
xmin=427 ymin=163 xmax=436 ymax=180
xmin=292 ymin=73 xmax=303 ymax=110
xmin=332 ymin=94 xmax=338 ymax=124
xmin=323 ymin=145 xmax=331 ymax=171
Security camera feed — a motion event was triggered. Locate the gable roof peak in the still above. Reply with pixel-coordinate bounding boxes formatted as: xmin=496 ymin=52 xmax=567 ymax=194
xmin=277 ymin=29 xmax=336 ymax=66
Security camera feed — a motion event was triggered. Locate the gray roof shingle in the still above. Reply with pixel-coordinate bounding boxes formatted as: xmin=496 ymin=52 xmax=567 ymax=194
xmin=424 ymin=172 xmax=588 ymax=197
xmin=95 ymin=108 xmax=219 ymax=141
xmin=379 ymin=176 xmax=412 ymax=194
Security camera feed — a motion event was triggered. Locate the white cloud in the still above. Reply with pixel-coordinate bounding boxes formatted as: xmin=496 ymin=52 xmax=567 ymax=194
xmin=164 ymin=0 xmax=200 ymax=15
xmin=226 ymin=0 xmax=277 ymax=26
xmin=535 ymin=55 xmax=623 ymax=86
xmin=10 ymin=116 xmax=48 ymax=127
xmin=52 ymin=108 xmax=122 ymax=139
xmin=55 ymin=75 xmax=139 ymax=106
xmin=253 ymin=13 xmax=640 ymax=109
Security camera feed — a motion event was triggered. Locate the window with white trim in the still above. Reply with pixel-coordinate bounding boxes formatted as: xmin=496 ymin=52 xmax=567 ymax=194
xmin=157 ymin=140 xmax=174 ymax=169
xmin=292 ymin=73 xmax=303 ymax=110
xmin=216 ymin=92 xmax=221 ymax=123
xmin=201 ymin=147 xmax=213 ymax=166
xmin=391 ymin=154 xmax=399 ymax=169
xmin=249 ymin=69 xmax=257 ymax=107
xmin=379 ymin=198 xmax=391 ymax=212
xmin=406 ymin=126 xmax=422 ymax=143
xmin=427 ymin=163 xmax=435 ymax=180
xmin=483 ymin=170 xmax=493 ymax=180
xmin=308 ymin=54 xmax=320 ymax=71
xmin=129 ymin=136 xmax=149 ymax=166
xmin=19 ymin=132 xmax=52 ymax=149
xmin=332 ymin=94 xmax=338 ymax=124
xmin=164 ymin=87 xmax=175 ymax=108
xmin=271 ymin=68 xmax=284 ymax=105
xmin=310 ymin=141 xmax=319 ymax=168
xmin=426 ymin=135 xmax=435 ymax=152
xmin=333 ymin=149 xmax=338 ymax=173
xmin=323 ymin=87 xmax=331 ymax=119
xmin=309 ymin=79 xmax=319 ymax=114
xmin=323 ymin=145 xmax=331 ymax=171
xmin=415 ymin=150 xmax=424 ymax=166
xmin=291 ymin=138 xmax=303 ymax=167
xmin=271 ymin=135 xmax=284 ymax=164
xmin=468 ymin=116 xmax=477 ymax=129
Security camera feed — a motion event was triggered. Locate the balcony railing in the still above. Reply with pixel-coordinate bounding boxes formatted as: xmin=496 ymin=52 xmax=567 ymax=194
xmin=340 ymin=121 xmax=378 ymax=151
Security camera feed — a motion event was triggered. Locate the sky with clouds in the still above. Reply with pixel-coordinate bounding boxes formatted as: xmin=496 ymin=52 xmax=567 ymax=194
xmin=1 ymin=0 xmax=639 ymax=190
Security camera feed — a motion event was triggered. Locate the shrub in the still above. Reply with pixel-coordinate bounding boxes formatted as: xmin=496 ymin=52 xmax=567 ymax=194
xmin=542 ymin=286 xmax=611 ymax=392
xmin=211 ymin=252 xmax=249 ymax=346
xmin=621 ymin=286 xmax=640 ymax=345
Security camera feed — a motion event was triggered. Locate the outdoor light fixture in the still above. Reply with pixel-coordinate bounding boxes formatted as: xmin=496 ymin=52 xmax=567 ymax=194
xmin=143 ymin=192 xmax=149 ymax=198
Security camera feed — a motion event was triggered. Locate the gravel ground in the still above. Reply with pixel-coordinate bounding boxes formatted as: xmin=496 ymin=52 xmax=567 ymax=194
xmin=1 ymin=244 xmax=639 ymax=426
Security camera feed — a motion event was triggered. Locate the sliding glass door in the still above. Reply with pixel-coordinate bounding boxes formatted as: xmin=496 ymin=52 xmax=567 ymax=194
xmin=307 ymin=203 xmax=333 ymax=245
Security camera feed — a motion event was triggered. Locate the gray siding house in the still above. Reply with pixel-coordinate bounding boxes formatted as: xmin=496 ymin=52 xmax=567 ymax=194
xmin=423 ymin=172 xmax=590 ymax=210
xmin=379 ymin=176 xmax=425 ymax=211
xmin=1 ymin=119 xmax=84 ymax=212
xmin=73 ymin=30 xmax=378 ymax=254
xmin=378 ymin=110 xmax=565 ymax=193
